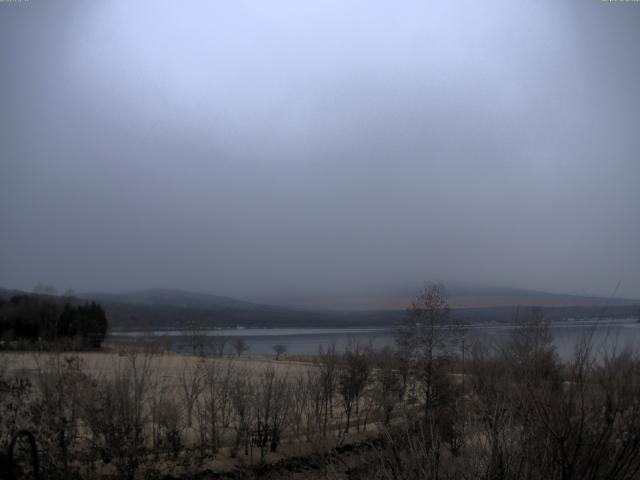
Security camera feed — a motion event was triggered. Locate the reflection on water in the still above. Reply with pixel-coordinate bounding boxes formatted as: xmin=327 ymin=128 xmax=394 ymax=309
xmin=110 ymin=319 xmax=640 ymax=359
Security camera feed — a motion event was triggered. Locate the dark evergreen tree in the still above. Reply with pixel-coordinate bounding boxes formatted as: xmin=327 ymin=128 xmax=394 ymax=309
xmin=0 ymin=295 xmax=108 ymax=349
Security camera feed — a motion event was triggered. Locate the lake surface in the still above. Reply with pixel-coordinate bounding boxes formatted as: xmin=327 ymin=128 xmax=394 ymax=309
xmin=109 ymin=319 xmax=640 ymax=360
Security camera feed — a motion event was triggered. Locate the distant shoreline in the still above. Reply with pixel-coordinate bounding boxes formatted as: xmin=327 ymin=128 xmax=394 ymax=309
xmin=109 ymin=317 xmax=639 ymax=336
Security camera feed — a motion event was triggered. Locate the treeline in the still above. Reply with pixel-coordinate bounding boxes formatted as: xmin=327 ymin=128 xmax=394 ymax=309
xmin=0 ymin=294 xmax=108 ymax=349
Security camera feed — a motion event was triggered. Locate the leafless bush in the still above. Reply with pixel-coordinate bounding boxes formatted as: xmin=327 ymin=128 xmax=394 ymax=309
xmin=81 ymin=352 xmax=155 ymax=480
xmin=371 ymin=347 xmax=405 ymax=426
xmin=317 ymin=344 xmax=339 ymax=437
xmin=229 ymin=366 xmax=254 ymax=457
xmin=252 ymin=367 xmax=291 ymax=461
xmin=178 ymin=358 xmax=205 ymax=428
xmin=150 ymin=396 xmax=182 ymax=460
xmin=338 ymin=341 xmax=371 ymax=433
xmin=31 ymin=353 xmax=91 ymax=478
xmin=0 ymin=357 xmax=34 ymax=457
xmin=289 ymin=373 xmax=310 ymax=439
xmin=368 ymin=425 xmax=444 ymax=480
xmin=302 ymin=369 xmax=325 ymax=441
xmin=194 ymin=359 xmax=235 ymax=456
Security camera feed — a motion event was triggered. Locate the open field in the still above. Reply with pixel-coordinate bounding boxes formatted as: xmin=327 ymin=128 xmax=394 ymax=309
xmin=0 ymin=351 xmax=312 ymax=381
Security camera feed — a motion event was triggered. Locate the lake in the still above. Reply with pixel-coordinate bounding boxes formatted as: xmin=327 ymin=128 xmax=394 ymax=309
xmin=109 ymin=318 xmax=640 ymax=360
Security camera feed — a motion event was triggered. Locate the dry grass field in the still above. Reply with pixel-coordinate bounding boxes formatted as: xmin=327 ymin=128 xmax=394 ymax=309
xmin=0 ymin=350 xmax=312 ymax=381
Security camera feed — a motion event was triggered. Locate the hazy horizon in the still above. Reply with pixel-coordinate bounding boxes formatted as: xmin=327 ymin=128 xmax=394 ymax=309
xmin=2 ymin=1 xmax=639 ymax=300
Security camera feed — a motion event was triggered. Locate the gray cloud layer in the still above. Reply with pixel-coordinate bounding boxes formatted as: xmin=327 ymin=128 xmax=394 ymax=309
xmin=1 ymin=0 xmax=639 ymax=299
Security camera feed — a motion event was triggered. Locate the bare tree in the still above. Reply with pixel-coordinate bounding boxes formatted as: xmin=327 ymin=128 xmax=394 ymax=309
xmin=178 ymin=359 xmax=205 ymax=428
xmin=398 ymin=283 xmax=462 ymax=415
xmin=232 ymin=338 xmax=249 ymax=357
xmin=252 ymin=367 xmax=291 ymax=461
xmin=150 ymin=396 xmax=182 ymax=460
xmin=371 ymin=347 xmax=405 ymax=426
xmin=211 ymin=334 xmax=227 ymax=357
xmin=195 ymin=359 xmax=235 ymax=456
xmin=229 ymin=368 xmax=253 ymax=457
xmin=186 ymin=321 xmax=207 ymax=356
xmin=81 ymin=352 xmax=155 ymax=480
xmin=31 ymin=353 xmax=90 ymax=478
xmin=289 ymin=374 xmax=310 ymax=438
xmin=273 ymin=344 xmax=287 ymax=360
xmin=338 ymin=341 xmax=371 ymax=433
xmin=304 ymin=369 xmax=324 ymax=441
xmin=502 ymin=306 xmax=560 ymax=387
xmin=317 ymin=344 xmax=339 ymax=436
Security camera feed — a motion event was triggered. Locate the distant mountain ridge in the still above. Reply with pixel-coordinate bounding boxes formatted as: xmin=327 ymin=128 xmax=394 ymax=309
xmin=78 ymin=288 xmax=263 ymax=311
xmin=260 ymin=284 xmax=640 ymax=311
xmin=1 ymin=285 xmax=637 ymax=330
xmin=3 ymin=285 xmax=636 ymax=312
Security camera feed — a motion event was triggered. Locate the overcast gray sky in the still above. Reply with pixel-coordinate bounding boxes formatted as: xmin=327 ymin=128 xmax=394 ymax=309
xmin=1 ymin=0 xmax=639 ymax=300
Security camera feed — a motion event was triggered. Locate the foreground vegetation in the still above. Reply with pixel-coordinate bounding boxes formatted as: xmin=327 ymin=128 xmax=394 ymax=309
xmin=1 ymin=284 xmax=640 ymax=479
